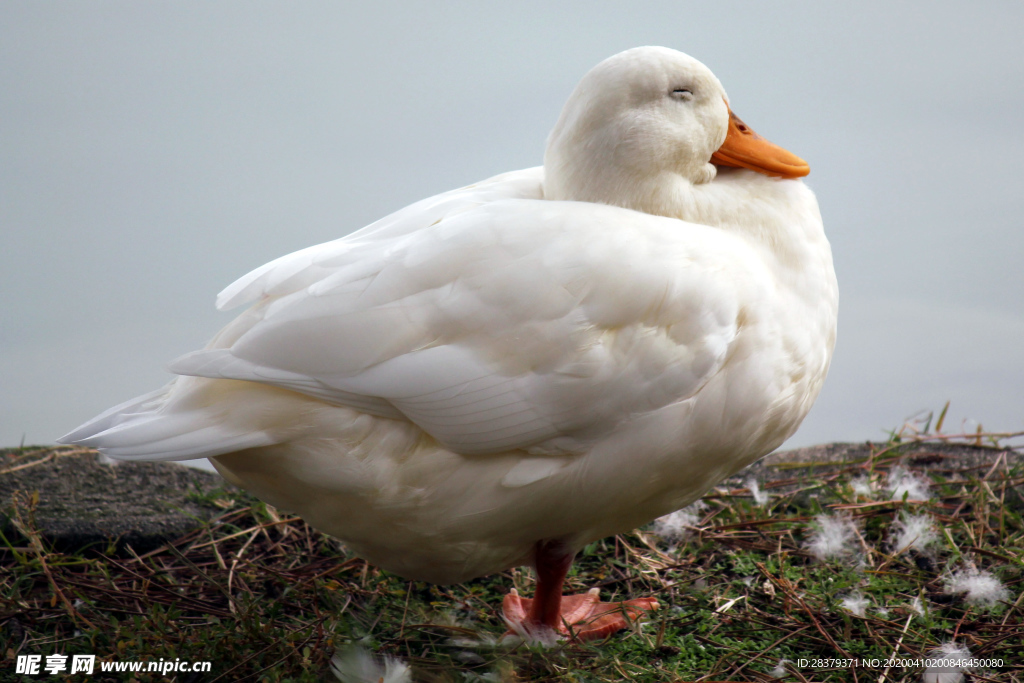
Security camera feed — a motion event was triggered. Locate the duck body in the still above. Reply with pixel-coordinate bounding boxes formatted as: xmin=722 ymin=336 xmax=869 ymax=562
xmin=63 ymin=47 xmax=836 ymax=634
xmin=67 ymin=165 xmax=834 ymax=583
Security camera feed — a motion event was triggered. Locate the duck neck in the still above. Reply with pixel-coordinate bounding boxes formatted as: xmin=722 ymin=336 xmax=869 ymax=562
xmin=543 ymin=162 xmax=834 ymax=319
xmin=543 ymin=162 xmax=825 ymax=266
xmin=543 ymin=136 xmax=717 ymax=220
xmin=679 ymin=168 xmax=828 ymax=262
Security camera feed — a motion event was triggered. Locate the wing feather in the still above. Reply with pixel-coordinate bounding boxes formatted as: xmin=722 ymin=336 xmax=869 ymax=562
xmin=175 ymin=182 xmax=765 ymax=456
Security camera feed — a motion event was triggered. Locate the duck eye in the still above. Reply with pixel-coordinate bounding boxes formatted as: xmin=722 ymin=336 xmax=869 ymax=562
xmin=670 ymin=88 xmax=693 ymax=101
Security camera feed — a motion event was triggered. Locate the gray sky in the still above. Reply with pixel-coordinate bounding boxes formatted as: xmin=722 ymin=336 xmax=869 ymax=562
xmin=3 ymin=2 xmax=1022 ymax=463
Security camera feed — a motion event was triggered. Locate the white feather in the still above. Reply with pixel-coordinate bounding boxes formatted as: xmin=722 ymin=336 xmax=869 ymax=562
xmin=330 ymin=648 xmax=411 ymax=683
xmin=850 ymin=476 xmax=874 ymax=497
xmin=888 ymin=512 xmax=939 ymax=554
xmin=840 ymin=591 xmax=870 ymax=617
xmin=769 ymin=659 xmax=791 ymax=678
xmin=805 ymin=513 xmax=858 ymax=561
xmin=651 ymin=501 xmax=707 ymax=543
xmin=745 ymin=476 xmax=770 ymax=506
xmin=887 ymin=465 xmax=931 ymax=501
xmin=942 ymin=564 xmax=1009 ymax=609
xmin=921 ymin=642 xmax=973 ymax=683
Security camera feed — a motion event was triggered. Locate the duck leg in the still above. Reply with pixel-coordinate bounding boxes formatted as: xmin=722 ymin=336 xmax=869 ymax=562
xmin=502 ymin=540 xmax=659 ymax=642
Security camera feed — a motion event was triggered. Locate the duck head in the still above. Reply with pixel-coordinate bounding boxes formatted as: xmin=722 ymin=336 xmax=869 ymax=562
xmin=544 ymin=46 xmax=809 ymax=216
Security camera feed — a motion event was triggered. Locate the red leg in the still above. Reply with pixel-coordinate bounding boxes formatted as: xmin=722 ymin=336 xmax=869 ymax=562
xmin=502 ymin=540 xmax=659 ymax=643
xmin=527 ymin=540 xmax=574 ymax=629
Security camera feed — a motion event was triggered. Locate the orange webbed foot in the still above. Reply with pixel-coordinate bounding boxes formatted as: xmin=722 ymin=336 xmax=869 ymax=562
xmin=502 ymin=587 xmax=659 ymax=643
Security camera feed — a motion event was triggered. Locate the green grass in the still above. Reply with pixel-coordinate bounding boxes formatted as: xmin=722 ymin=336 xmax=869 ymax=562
xmin=2 ymin=429 xmax=1023 ymax=682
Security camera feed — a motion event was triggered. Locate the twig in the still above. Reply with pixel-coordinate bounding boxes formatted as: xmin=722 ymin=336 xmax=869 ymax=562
xmin=9 ymin=491 xmax=97 ymax=629
xmin=876 ymin=613 xmax=913 ymax=683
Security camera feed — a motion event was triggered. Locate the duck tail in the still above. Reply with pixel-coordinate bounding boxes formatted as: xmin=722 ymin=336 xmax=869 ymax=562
xmin=57 ymin=379 xmax=277 ymax=461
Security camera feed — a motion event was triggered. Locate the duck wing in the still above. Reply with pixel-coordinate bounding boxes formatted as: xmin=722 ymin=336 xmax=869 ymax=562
xmin=170 ymin=194 xmax=764 ymax=458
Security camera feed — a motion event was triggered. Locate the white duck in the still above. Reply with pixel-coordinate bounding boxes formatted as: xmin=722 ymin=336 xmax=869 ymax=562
xmin=62 ymin=46 xmax=837 ymax=641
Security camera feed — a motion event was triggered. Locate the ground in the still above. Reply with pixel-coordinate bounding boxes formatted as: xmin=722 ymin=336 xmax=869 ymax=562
xmin=1 ymin=428 xmax=1022 ymax=682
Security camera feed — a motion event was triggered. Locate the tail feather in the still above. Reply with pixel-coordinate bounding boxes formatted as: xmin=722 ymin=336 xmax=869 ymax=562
xmin=58 ymin=381 xmax=277 ymax=462
xmin=58 ymin=386 xmax=170 ymax=445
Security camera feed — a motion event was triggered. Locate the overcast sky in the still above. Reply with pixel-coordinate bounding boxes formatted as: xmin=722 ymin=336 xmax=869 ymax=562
xmin=3 ymin=2 xmax=1022 ymax=467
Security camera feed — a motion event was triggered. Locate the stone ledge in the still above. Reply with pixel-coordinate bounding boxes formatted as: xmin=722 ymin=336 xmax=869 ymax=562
xmin=1 ymin=446 xmax=229 ymax=552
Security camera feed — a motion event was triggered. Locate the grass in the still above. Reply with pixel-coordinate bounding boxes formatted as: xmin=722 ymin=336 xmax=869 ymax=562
xmin=1 ymin=424 xmax=1023 ymax=683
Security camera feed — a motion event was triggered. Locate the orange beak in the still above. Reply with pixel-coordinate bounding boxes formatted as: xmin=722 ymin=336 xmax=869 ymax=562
xmin=710 ymin=106 xmax=809 ymax=179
